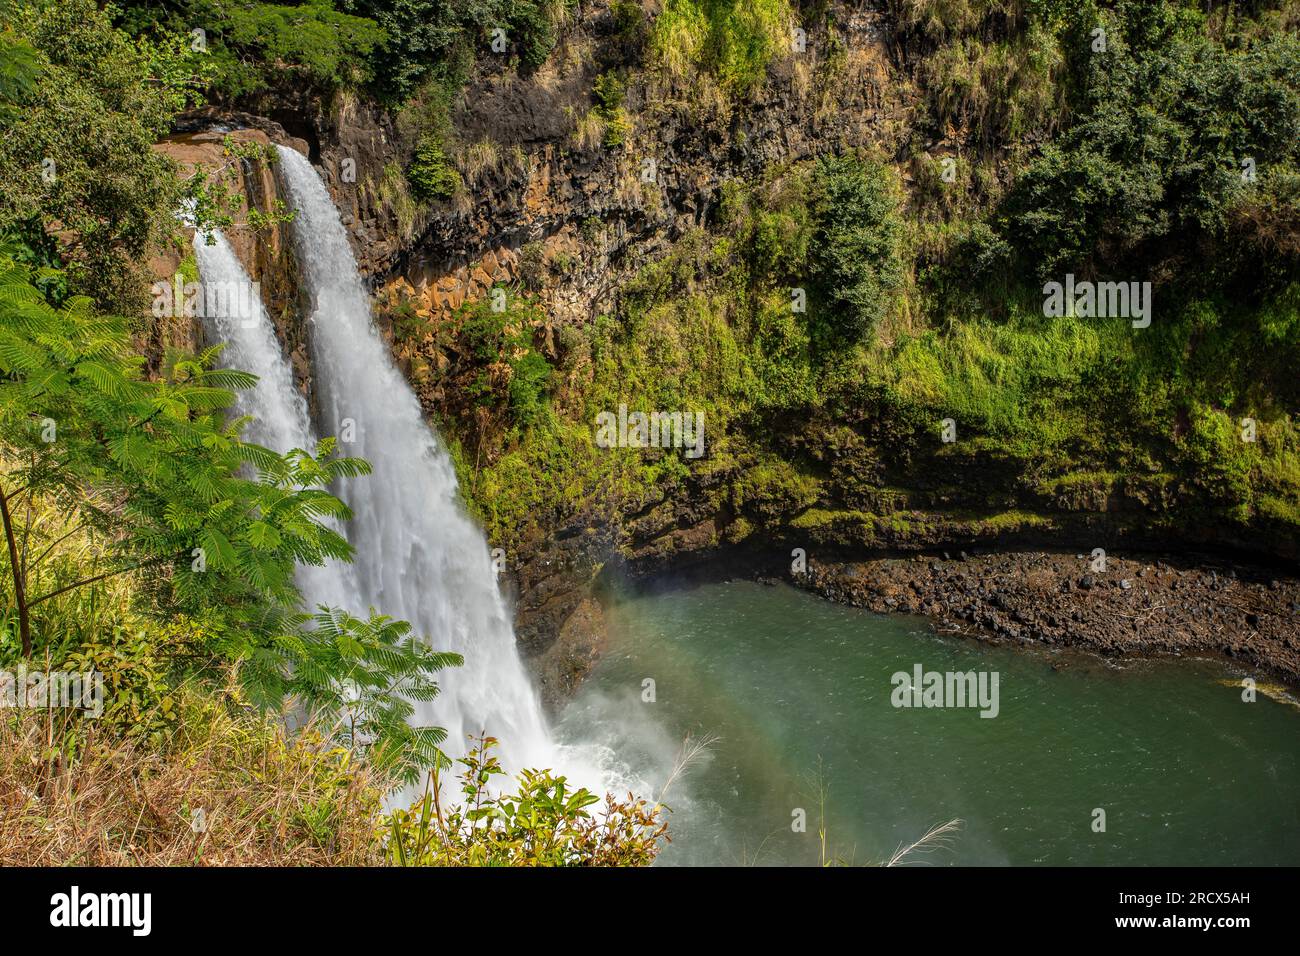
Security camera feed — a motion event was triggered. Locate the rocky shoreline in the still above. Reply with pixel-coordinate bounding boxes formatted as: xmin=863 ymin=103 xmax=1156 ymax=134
xmin=791 ymin=549 xmax=1300 ymax=686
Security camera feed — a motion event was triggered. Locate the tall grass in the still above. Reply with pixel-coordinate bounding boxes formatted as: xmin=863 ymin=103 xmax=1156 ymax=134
xmin=0 ymin=693 xmax=385 ymax=865
xmin=650 ymin=0 xmax=795 ymax=93
xmin=875 ymin=309 xmax=1108 ymax=438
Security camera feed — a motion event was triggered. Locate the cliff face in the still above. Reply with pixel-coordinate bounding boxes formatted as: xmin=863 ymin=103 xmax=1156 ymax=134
xmin=167 ymin=2 xmax=1300 ymax=707
xmin=149 ymin=128 xmax=307 ymax=388
xmin=157 ymin=5 xmax=916 ymax=703
xmin=355 ymin=6 xmax=915 ymax=702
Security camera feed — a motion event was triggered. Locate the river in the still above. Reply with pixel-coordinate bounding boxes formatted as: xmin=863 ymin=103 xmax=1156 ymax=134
xmin=557 ymin=579 xmax=1300 ymax=865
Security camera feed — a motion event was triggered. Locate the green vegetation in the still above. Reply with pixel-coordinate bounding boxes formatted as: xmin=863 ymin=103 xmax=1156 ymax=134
xmin=385 ymin=735 xmax=669 ymax=866
xmin=0 ymin=0 xmax=205 ymax=312
xmin=117 ymin=0 xmax=385 ymax=99
xmin=983 ymin=0 xmax=1300 ymax=294
xmin=592 ymin=70 xmax=631 ymax=147
xmin=459 ymin=288 xmax=554 ymax=429
xmin=0 ymin=0 xmax=666 ymax=862
xmin=115 ymin=0 xmax=572 ymax=103
xmin=810 ymin=156 xmax=906 ymax=345
xmin=2 ymin=0 xmax=1297 ymax=868
xmin=406 ymin=136 xmax=462 ymax=201
xmin=454 ymin=1 xmax=1300 ymax=557
xmin=651 ymin=0 xmax=795 ymax=93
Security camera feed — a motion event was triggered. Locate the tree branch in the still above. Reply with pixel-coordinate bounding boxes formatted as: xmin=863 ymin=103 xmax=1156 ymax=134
xmin=27 ymin=553 xmax=175 ymax=609
xmin=0 ymin=477 xmax=32 ymax=656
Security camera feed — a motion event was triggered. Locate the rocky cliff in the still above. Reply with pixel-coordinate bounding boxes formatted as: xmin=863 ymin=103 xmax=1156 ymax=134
xmin=165 ymin=0 xmax=1300 ymax=706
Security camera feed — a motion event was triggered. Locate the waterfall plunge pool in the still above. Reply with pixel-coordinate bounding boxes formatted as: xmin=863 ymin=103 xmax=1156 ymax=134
xmin=555 ymin=579 xmax=1300 ymax=866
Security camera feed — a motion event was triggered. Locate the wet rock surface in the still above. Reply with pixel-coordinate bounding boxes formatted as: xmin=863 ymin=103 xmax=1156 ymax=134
xmin=798 ymin=550 xmax=1300 ymax=683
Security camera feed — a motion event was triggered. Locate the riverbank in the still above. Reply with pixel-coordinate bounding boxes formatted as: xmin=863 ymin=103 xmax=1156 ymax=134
xmin=793 ymin=549 xmax=1300 ymax=686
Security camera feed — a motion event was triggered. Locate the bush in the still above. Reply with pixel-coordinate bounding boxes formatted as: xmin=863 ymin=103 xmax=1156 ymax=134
xmin=592 ymin=71 xmax=631 ymax=147
xmin=650 ymin=0 xmax=793 ymax=93
xmin=611 ymin=0 xmax=649 ymax=52
xmin=406 ymin=136 xmax=461 ymax=201
xmin=810 ymin=156 xmax=905 ymax=344
xmin=384 ymin=735 xmax=668 ymax=866
xmin=992 ymin=5 xmax=1300 ymax=293
xmin=454 ymin=288 xmax=554 ymax=436
xmin=0 ymin=0 xmax=201 ymax=312
xmin=510 ymin=0 xmax=559 ymax=73
xmin=117 ymin=0 xmax=384 ymax=99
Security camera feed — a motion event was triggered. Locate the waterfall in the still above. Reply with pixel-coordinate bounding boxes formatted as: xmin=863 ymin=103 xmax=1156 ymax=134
xmin=190 ymin=229 xmax=354 ymax=606
xmin=273 ymin=146 xmax=557 ymax=777
xmin=190 ymin=230 xmax=312 ymax=455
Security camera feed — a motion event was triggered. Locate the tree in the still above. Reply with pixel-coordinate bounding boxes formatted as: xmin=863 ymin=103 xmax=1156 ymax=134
xmin=0 ymin=250 xmax=365 ymax=660
xmin=0 ymin=26 xmax=40 ymax=121
xmin=810 ymin=155 xmax=904 ymax=345
xmin=995 ymin=4 xmax=1300 ymax=293
xmin=0 ymin=0 xmax=208 ymax=313
xmin=251 ymin=607 xmax=464 ymax=785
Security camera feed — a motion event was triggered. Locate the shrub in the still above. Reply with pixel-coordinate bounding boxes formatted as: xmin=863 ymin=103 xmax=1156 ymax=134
xmin=117 ymin=0 xmax=384 ymax=99
xmin=592 ymin=71 xmax=631 ymax=147
xmin=509 ymin=0 xmax=559 ymax=73
xmin=406 ymin=136 xmax=461 ymax=201
xmin=508 ymin=349 xmax=554 ymax=428
xmin=455 ymin=288 xmax=554 ymax=434
xmin=810 ymin=156 xmax=905 ymax=344
xmin=611 ymin=0 xmax=649 ymax=52
xmin=0 ymin=0 xmax=202 ymax=312
xmin=1179 ymin=403 xmax=1255 ymax=505
xmin=384 ymin=735 xmax=668 ymax=866
xmin=0 ymin=700 xmax=671 ymax=866
xmin=650 ymin=0 xmax=793 ymax=94
xmin=993 ymin=6 xmax=1300 ymax=293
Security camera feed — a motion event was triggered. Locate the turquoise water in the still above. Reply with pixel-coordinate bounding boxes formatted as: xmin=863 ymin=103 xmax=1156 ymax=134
xmin=555 ymin=580 xmax=1300 ymax=866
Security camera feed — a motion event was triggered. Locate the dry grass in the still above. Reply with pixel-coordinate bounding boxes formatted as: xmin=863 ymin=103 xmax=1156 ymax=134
xmin=882 ymin=818 xmax=963 ymax=866
xmin=573 ymin=110 xmax=608 ymax=152
xmin=0 ymin=693 xmax=385 ymax=866
xmin=373 ymin=162 xmax=419 ymax=242
xmin=458 ymin=139 xmax=502 ymax=186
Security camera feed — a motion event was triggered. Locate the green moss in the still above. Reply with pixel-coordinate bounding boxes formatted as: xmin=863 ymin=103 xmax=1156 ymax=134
xmin=789 ymin=508 xmax=876 ymax=531
xmin=1257 ymin=494 xmax=1300 ymax=528
xmin=724 ymin=516 xmax=755 ymax=543
xmin=975 ymin=510 xmax=1053 ymax=532
xmin=729 ymin=456 xmax=821 ymax=519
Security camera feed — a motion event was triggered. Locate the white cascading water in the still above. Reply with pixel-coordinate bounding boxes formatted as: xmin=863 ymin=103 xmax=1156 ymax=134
xmin=190 ymin=230 xmax=311 ymax=456
xmin=190 ymin=228 xmax=355 ymax=607
xmin=274 ymin=146 xmax=559 ymax=777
